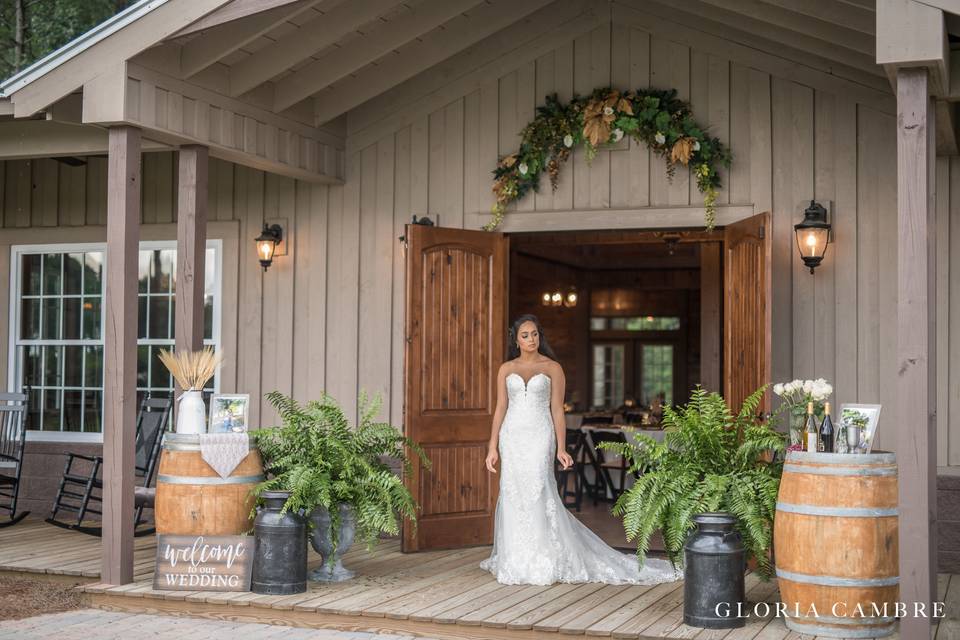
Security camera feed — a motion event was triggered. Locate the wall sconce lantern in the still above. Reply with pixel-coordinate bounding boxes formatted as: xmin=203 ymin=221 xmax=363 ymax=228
xmin=794 ymin=200 xmax=831 ymax=274
xmin=255 ymin=223 xmax=283 ymax=271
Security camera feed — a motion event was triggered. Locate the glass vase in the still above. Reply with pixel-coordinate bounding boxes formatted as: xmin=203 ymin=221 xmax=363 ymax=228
xmin=789 ymin=405 xmax=806 ymax=447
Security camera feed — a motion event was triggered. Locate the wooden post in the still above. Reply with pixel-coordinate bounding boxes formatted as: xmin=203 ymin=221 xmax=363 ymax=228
xmin=896 ymin=66 xmax=937 ymax=637
xmin=102 ymin=126 xmax=141 ymax=585
xmin=175 ymin=145 xmax=209 ymax=360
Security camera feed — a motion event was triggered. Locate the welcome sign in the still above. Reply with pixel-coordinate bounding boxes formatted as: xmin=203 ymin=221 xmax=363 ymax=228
xmin=153 ymin=534 xmax=253 ymax=591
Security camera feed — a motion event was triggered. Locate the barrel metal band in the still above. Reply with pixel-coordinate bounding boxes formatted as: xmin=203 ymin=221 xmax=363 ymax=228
xmin=785 ymin=613 xmax=897 ymax=626
xmin=784 ymin=618 xmax=895 ymax=638
xmin=776 ymin=568 xmax=899 ymax=587
xmin=158 ymin=474 xmax=264 ymax=485
xmin=776 ymin=501 xmax=898 ymax=518
xmin=782 ymin=463 xmax=896 ymax=477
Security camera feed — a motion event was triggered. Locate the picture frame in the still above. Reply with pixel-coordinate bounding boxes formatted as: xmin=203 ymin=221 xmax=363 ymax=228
xmin=838 ymin=403 xmax=882 ymax=453
xmin=209 ymin=393 xmax=250 ymax=433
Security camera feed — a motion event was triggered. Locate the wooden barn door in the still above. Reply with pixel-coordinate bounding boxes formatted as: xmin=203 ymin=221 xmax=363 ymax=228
xmin=402 ymin=224 xmax=508 ymax=552
xmin=723 ymin=212 xmax=772 ymax=413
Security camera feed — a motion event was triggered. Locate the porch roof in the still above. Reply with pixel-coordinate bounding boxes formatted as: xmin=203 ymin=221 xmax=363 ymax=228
xmin=1 ymin=0 xmax=945 ymax=181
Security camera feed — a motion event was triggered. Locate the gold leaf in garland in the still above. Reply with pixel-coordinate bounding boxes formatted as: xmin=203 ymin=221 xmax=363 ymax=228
xmin=583 ymin=99 xmax=614 ymax=147
xmin=670 ymin=137 xmax=695 ymax=166
xmin=501 ymin=154 xmax=518 ymax=168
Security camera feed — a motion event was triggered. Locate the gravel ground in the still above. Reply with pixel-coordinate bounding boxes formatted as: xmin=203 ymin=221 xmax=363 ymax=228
xmin=0 ymin=577 xmax=84 ymax=621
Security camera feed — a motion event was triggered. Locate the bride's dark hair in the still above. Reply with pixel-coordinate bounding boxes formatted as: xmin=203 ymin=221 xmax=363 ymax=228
xmin=507 ymin=314 xmax=558 ymax=361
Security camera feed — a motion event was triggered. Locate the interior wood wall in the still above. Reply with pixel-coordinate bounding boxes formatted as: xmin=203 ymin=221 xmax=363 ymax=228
xmin=1 ymin=7 xmax=958 ymax=467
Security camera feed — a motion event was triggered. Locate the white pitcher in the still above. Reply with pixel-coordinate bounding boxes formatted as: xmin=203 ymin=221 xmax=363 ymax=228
xmin=177 ymin=389 xmax=206 ymax=434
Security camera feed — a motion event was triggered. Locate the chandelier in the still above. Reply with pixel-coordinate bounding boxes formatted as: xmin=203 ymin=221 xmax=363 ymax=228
xmin=541 ymin=288 xmax=577 ymax=308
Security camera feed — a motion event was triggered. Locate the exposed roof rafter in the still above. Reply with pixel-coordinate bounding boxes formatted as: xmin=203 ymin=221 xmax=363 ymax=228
xmin=312 ymin=0 xmax=557 ymax=124
xmin=173 ymin=0 xmax=307 ymax=38
xmin=273 ymin=0 xmax=489 ymax=112
xmin=227 ymin=0 xmax=407 ymax=98
xmin=179 ymin=0 xmax=325 ymax=78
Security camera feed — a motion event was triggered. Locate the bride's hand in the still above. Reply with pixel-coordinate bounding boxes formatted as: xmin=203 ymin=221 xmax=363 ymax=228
xmin=485 ymin=449 xmax=498 ymax=473
xmin=557 ymin=450 xmax=573 ymax=469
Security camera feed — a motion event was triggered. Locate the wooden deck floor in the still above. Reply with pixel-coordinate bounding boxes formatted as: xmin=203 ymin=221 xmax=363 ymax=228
xmin=0 ymin=518 xmax=156 ymax=581
xmin=2 ymin=519 xmax=957 ymax=639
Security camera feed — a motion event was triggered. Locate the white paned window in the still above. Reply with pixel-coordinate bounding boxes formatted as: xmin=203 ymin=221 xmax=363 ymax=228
xmin=8 ymin=241 xmax=221 ymax=441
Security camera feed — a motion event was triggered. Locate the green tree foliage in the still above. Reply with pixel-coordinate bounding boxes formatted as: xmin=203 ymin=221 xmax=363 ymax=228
xmin=599 ymin=386 xmax=784 ymax=580
xmin=251 ymin=391 xmax=431 ymax=562
xmin=1 ymin=0 xmax=134 ymax=81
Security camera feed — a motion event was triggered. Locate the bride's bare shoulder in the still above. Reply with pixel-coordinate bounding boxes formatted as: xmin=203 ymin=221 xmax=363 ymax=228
xmin=545 ymin=359 xmax=565 ymax=378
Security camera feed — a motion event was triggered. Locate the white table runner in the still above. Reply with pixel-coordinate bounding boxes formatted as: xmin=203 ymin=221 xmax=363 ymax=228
xmin=198 ymin=432 xmax=251 ymax=478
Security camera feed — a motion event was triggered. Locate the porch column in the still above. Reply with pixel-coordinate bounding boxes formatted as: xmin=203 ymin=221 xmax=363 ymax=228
xmin=175 ymin=146 xmax=209 ymax=360
xmin=896 ymin=67 xmax=937 ymax=636
xmin=102 ymin=126 xmax=141 ymax=585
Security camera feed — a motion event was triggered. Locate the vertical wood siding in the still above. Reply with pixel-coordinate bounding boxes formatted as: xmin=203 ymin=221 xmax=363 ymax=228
xmin=0 ymin=18 xmax=957 ymax=465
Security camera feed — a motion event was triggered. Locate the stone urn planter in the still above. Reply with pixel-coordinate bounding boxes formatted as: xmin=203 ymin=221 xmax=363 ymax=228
xmin=308 ymin=502 xmax=356 ymax=582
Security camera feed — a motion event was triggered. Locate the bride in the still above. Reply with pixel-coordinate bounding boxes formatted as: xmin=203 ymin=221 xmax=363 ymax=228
xmin=479 ymin=314 xmax=682 ymax=586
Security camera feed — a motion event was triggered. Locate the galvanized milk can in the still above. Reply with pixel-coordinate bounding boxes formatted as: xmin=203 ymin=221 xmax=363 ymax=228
xmin=251 ymin=490 xmax=307 ymax=594
xmin=683 ymin=512 xmax=746 ymax=629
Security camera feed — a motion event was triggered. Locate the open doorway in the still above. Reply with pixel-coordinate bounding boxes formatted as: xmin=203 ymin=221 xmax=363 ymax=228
xmin=401 ymin=215 xmax=769 ymax=552
xmin=508 ymin=229 xmax=722 ymax=551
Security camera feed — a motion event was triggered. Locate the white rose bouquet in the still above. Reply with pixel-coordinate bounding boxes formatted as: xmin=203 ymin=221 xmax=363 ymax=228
xmin=772 ymin=378 xmax=833 ymax=446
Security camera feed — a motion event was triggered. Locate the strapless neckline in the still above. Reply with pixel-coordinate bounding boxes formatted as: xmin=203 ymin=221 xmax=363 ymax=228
xmin=507 ymin=371 xmax=550 ymax=390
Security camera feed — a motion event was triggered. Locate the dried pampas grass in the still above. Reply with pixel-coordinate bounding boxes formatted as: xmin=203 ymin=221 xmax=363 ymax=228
xmin=157 ymin=347 xmax=222 ymax=391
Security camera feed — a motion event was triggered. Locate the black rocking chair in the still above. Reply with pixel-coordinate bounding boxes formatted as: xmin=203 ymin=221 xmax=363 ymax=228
xmin=46 ymin=395 xmax=172 ymax=536
xmin=0 ymin=392 xmax=30 ymax=527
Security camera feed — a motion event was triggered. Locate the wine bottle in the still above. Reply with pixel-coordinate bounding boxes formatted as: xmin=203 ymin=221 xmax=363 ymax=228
xmin=805 ymin=401 xmax=819 ymax=452
xmin=819 ymin=402 xmax=834 ymax=453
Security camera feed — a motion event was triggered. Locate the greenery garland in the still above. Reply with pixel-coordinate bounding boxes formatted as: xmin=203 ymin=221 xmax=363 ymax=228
xmin=486 ymin=87 xmax=732 ymax=231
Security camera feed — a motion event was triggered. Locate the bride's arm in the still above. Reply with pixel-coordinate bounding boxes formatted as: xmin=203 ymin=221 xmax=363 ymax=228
xmin=550 ymin=365 xmax=572 ymax=469
xmin=485 ymin=365 xmax=509 ymax=473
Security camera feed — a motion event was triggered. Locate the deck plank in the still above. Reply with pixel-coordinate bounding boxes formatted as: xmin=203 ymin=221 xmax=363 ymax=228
xmin=486 ymin=582 xmax=592 ymax=629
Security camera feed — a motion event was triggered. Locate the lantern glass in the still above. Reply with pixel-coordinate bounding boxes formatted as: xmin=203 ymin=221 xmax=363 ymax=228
xmin=551 ymin=292 xmax=562 ymax=306
xmin=258 ymin=238 xmax=276 ymax=263
xmin=541 ymin=292 xmax=551 ymax=306
xmin=796 ymin=226 xmax=828 ymax=260
xmin=564 ymin=291 xmax=578 ymax=307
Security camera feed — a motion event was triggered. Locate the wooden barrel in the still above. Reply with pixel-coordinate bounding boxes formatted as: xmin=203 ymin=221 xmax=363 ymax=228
xmin=154 ymin=433 xmax=264 ymax=536
xmin=774 ymin=451 xmax=899 ymax=638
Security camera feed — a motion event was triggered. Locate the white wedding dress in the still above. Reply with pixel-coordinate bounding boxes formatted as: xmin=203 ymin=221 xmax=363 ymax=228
xmin=479 ymin=372 xmax=683 ymax=586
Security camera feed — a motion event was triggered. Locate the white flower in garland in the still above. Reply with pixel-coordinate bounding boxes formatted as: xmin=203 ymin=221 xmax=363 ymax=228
xmin=654 ymin=132 xmax=666 ymax=145
xmin=603 ymin=106 xmax=614 ymax=116
xmin=773 ymin=383 xmax=784 ymax=396
xmin=518 ymin=162 xmax=529 ymax=175
xmin=693 ymin=140 xmax=701 ymax=151
xmin=563 ymin=134 xmax=574 ymax=148
xmin=612 ymin=128 xmax=624 ymax=143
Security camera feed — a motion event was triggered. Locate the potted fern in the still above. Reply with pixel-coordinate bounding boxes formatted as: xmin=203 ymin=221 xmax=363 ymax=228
xmin=600 ymin=385 xmax=784 ymax=579
xmin=251 ymin=390 xmax=430 ymax=582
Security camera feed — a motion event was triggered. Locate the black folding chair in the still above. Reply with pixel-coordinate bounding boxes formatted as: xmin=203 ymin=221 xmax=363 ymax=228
xmin=586 ymin=427 xmax=631 ymax=505
xmin=47 ymin=396 xmax=171 ymax=536
xmin=0 ymin=392 xmax=29 ymax=527
xmin=554 ymin=427 xmax=587 ymax=511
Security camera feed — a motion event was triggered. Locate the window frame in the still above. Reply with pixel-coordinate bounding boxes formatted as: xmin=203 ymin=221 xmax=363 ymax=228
xmin=7 ymin=240 xmax=223 ymax=443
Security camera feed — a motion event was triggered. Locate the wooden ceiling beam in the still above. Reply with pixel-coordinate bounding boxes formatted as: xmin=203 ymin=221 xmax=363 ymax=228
xmin=228 ymin=0 xmax=406 ymax=98
xmin=274 ymin=0 xmax=488 ymax=112
xmin=641 ymin=0 xmax=880 ymax=76
xmin=877 ymin=0 xmax=948 ymax=96
xmin=697 ymin=0 xmax=875 ymax=56
xmin=179 ymin=0 xmax=325 ymax=78
xmin=173 ymin=0 xmax=307 ymax=38
xmin=753 ymin=0 xmax=875 ymax=36
xmin=312 ymin=0 xmax=555 ymax=124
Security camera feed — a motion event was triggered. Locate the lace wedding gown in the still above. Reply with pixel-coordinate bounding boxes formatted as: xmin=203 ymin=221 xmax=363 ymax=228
xmin=479 ymin=372 xmax=683 ymax=586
